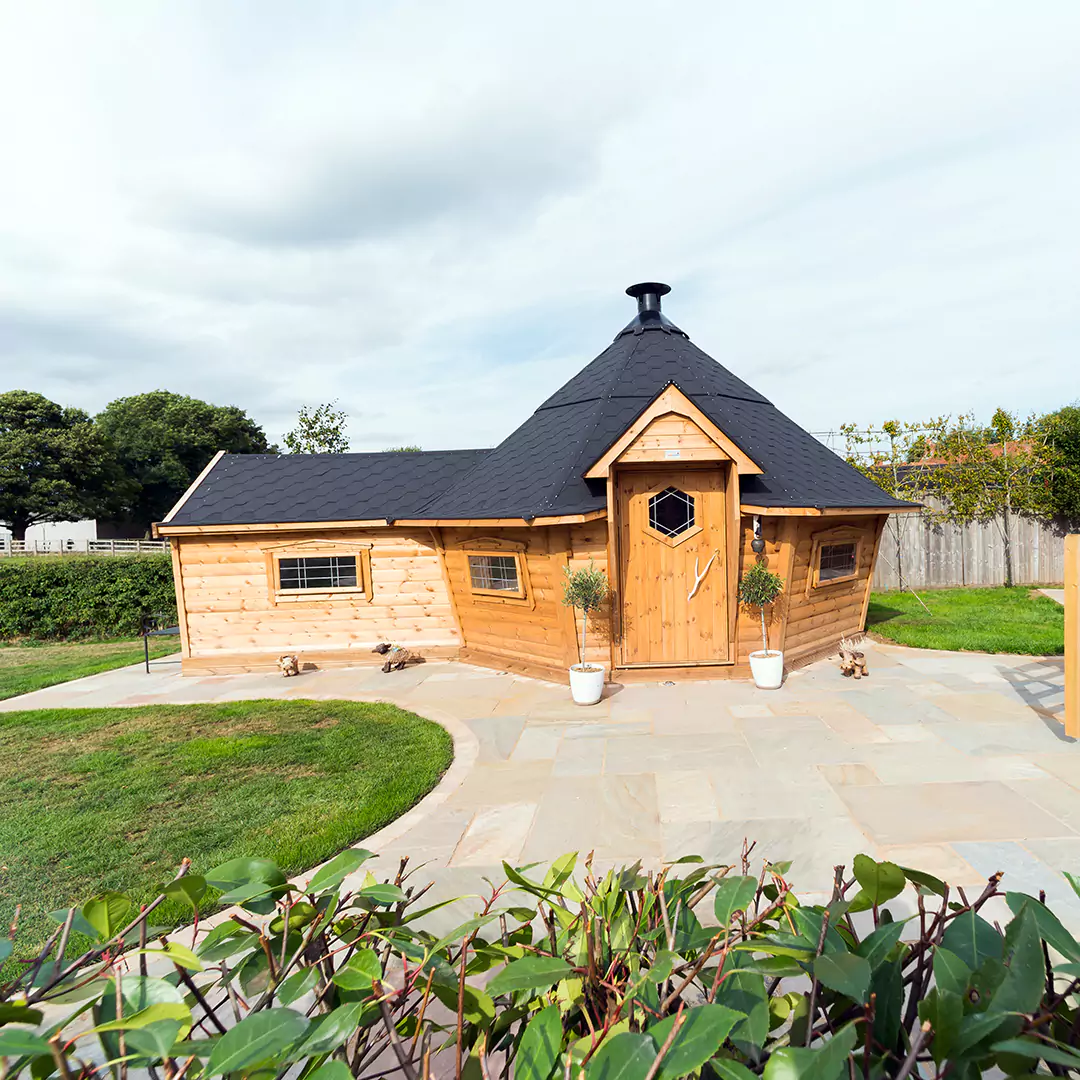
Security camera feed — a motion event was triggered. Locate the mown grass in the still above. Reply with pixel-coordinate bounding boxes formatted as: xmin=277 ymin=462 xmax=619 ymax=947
xmin=0 ymin=700 xmax=453 ymax=952
xmin=867 ymin=586 xmax=1065 ymax=655
xmin=0 ymin=638 xmax=180 ymax=700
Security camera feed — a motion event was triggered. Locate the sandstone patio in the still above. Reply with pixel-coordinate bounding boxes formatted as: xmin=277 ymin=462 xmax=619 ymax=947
xmin=4 ymin=641 xmax=1077 ymax=918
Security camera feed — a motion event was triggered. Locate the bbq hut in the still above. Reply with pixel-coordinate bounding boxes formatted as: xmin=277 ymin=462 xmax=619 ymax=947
xmin=156 ymin=283 xmax=917 ymax=681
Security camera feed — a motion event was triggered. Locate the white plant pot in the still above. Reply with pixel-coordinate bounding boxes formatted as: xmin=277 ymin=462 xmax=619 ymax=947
xmin=569 ymin=664 xmax=606 ymax=705
xmin=748 ymin=650 xmax=784 ymax=690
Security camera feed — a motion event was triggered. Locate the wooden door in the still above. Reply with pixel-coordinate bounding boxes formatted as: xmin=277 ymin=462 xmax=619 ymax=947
xmin=617 ymin=467 xmax=729 ymax=666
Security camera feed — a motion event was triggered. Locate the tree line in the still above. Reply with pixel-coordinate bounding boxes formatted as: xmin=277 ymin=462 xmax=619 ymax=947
xmin=842 ymin=404 xmax=1080 ymax=586
xmin=0 ymin=390 xmax=418 ymax=541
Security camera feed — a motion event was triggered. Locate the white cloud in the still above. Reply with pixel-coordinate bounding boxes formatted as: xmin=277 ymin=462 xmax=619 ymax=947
xmin=1 ymin=0 xmax=1078 ymax=452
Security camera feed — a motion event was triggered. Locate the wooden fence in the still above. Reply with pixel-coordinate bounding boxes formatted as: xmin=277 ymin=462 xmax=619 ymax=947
xmin=872 ymin=508 xmax=1067 ymax=590
xmin=0 ymin=539 xmax=169 ymax=557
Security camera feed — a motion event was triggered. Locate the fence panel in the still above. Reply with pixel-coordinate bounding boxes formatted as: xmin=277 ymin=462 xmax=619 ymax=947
xmin=0 ymin=539 xmax=169 ymax=557
xmin=873 ymin=507 xmax=1067 ymax=590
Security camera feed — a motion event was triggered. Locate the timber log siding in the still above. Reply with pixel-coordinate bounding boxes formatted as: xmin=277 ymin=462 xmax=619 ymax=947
xmin=173 ymin=528 xmax=460 ymax=674
xmin=170 ymin=515 xmax=884 ymax=678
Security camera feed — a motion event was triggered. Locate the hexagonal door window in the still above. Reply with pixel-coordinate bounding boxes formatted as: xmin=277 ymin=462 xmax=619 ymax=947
xmin=648 ymin=487 xmax=695 ymax=538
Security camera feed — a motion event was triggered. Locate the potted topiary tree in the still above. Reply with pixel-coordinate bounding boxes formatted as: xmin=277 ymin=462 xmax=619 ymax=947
xmin=738 ymin=560 xmax=785 ymax=688
xmin=561 ymin=560 xmax=610 ymax=705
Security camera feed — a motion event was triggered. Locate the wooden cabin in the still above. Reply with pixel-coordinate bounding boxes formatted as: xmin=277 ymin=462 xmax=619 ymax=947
xmin=155 ymin=283 xmax=917 ymax=682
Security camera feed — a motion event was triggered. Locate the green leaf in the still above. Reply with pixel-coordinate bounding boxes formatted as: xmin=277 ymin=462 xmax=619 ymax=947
xmin=0 ymin=1029 xmax=51 ymax=1056
xmin=307 ymin=849 xmax=374 ymax=894
xmin=813 ymin=953 xmax=870 ymax=1003
xmin=646 ymin=951 xmax=677 ymax=984
xmin=1064 ymin=871 xmax=1080 ymax=903
xmin=332 ymin=948 xmax=382 ymax=990
xmin=307 ymin=1063 xmax=355 ymax=1080
xmin=277 ymin=966 xmax=320 ymax=1006
xmin=358 ymin=883 xmax=407 ymax=905
xmin=918 ymin=989 xmax=963 ymax=1063
xmin=432 ymin=982 xmax=496 ymax=1025
xmin=81 ymin=892 xmax=132 ymax=941
xmin=992 ymin=1037 xmax=1080 ymax=1068
xmin=869 ymin=958 xmax=903 ymax=1049
xmin=647 ymin=1004 xmax=742 ymax=1080
xmin=932 ymin=947 xmax=971 ymax=997
xmin=124 ymin=1019 xmax=184 ymax=1060
xmin=92 ymin=1002 xmax=191 ymax=1034
xmin=95 ymin=975 xmax=187 ymax=1062
xmin=205 ymin=1009 xmax=309 ymax=1075
xmin=1005 ymin=891 xmax=1080 ymax=963
xmin=133 ymin=941 xmax=203 ymax=972
xmin=585 ymin=1032 xmax=657 ymax=1080
xmin=848 ymin=855 xmax=905 ymax=913
xmin=715 ymin=968 xmax=769 ymax=1048
xmin=990 ymin=905 xmax=1044 ymax=1014
xmin=290 ymin=1003 xmax=371 ymax=1058
xmin=899 ymin=866 xmax=947 ymax=897
xmin=516 ymin=1004 xmax=562 ymax=1080
xmin=713 ymin=876 xmax=758 ymax=926
xmin=206 ymin=858 xmax=287 ymax=915
xmin=708 ymin=1061 xmax=758 ymax=1080
xmin=0 ymin=1005 xmax=43 ymax=1025
xmin=762 ymin=1021 xmax=857 ymax=1080
xmin=163 ymin=875 xmax=206 ymax=912
xmin=856 ymin=920 xmax=906 ymax=970
xmin=488 ymin=956 xmax=574 ymax=997
xmin=217 ymin=881 xmax=279 ymax=907
xmin=940 ymin=909 xmax=1002 ymax=971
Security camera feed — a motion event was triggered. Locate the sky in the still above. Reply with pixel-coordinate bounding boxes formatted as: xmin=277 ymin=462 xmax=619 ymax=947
xmin=1 ymin=2 xmax=1078 ymax=453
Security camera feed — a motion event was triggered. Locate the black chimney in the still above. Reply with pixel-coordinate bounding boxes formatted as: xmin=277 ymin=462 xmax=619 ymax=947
xmin=626 ymin=282 xmax=671 ymax=313
xmin=617 ymin=282 xmax=685 ymax=339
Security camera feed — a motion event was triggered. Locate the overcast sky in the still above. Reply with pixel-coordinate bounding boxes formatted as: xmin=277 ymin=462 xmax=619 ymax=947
xmin=1 ymin=2 xmax=1078 ymax=453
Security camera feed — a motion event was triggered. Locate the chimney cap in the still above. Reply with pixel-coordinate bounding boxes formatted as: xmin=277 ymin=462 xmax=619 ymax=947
xmin=625 ymin=282 xmax=671 ymax=301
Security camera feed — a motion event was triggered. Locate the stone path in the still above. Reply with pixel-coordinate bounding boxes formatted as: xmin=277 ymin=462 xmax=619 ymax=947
xmin=5 ymin=641 xmax=1078 ymax=919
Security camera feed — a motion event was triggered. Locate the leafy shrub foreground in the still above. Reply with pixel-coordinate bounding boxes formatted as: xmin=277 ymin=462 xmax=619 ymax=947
xmin=0 ymin=555 xmax=175 ymax=639
xmin=2 ymin=848 xmax=1079 ymax=1078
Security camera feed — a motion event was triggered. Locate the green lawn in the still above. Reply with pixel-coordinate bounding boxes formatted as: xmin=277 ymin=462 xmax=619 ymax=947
xmin=0 ymin=638 xmax=181 ymax=700
xmin=0 ymin=700 xmax=453 ymax=953
xmin=866 ymin=586 xmax=1065 ymax=655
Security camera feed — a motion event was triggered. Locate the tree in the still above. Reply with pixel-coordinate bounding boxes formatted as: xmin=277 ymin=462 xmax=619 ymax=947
xmin=561 ymin=561 xmax=609 ymax=670
xmin=0 ymin=390 xmax=129 ymax=542
xmin=842 ymin=409 xmax=1051 ymax=588
xmin=1040 ymin=403 xmax=1080 ymax=524
xmin=96 ymin=391 xmax=273 ymax=531
xmin=283 ymin=402 xmax=349 ymax=454
xmin=386 ymin=445 xmax=422 ymax=452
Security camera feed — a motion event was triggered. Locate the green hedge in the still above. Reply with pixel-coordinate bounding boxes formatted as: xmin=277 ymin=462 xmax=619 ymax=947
xmin=0 ymin=555 xmax=175 ymax=640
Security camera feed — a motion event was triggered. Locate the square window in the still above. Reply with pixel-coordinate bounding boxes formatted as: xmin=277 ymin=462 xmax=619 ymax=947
xmin=818 ymin=542 xmax=857 ymax=582
xmin=468 ymin=554 xmax=521 ymax=593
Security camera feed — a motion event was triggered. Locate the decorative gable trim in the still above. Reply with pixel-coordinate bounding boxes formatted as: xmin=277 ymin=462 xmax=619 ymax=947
xmin=584 ymin=385 xmax=762 ymax=479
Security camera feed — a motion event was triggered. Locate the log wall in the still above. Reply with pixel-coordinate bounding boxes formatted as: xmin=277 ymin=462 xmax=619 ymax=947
xmin=175 ymin=528 xmax=459 ymax=672
xmin=782 ymin=515 xmax=884 ymax=663
xmin=439 ymin=526 xmax=579 ymax=680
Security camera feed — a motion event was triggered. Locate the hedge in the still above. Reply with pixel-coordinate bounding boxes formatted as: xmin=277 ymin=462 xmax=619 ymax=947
xmin=0 ymin=554 xmax=175 ymax=640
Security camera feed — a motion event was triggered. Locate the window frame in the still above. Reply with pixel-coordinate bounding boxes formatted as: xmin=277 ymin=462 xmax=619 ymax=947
xmin=807 ymin=528 xmax=863 ymax=593
xmin=459 ymin=537 xmax=533 ymax=607
xmin=264 ymin=541 xmax=373 ymax=605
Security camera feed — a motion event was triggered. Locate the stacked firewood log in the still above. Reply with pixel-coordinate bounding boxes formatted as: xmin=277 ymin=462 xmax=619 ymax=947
xmin=838 ymin=636 xmax=869 ymax=679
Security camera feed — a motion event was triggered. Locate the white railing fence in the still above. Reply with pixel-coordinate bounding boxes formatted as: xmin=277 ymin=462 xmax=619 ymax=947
xmin=0 ymin=539 xmax=170 ymax=557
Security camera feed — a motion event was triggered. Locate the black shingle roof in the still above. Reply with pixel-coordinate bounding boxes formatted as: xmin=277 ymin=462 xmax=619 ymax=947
xmin=167 ymin=450 xmax=489 ymax=526
xmin=167 ymin=289 xmax=914 ymax=527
